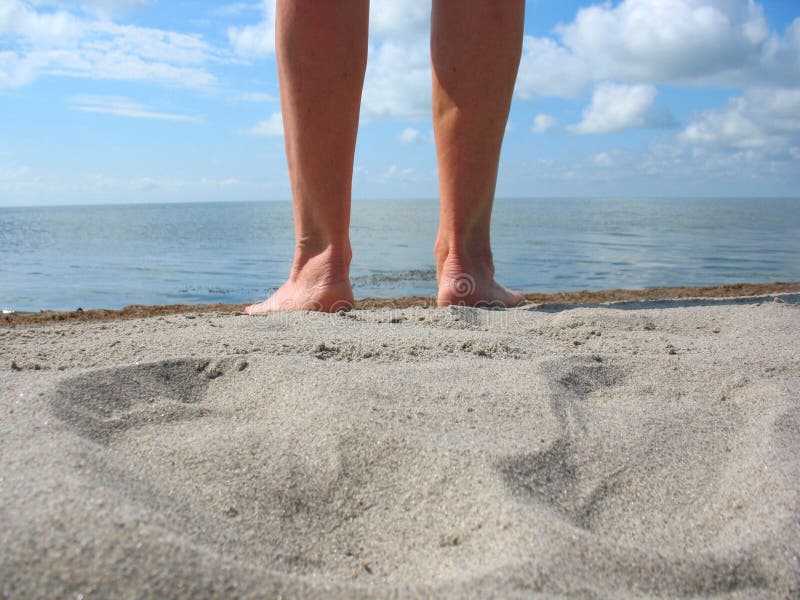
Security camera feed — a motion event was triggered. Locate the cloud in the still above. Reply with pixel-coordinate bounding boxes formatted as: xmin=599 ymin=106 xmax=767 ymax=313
xmin=397 ymin=127 xmax=425 ymax=144
xmin=238 ymin=91 xmax=277 ymax=103
xmin=228 ymin=0 xmax=275 ymax=58
xmin=532 ymin=114 xmax=557 ymax=134
xmin=381 ymin=164 xmax=415 ymax=182
xmin=516 ymin=36 xmax=591 ymax=98
xmin=240 ymin=111 xmax=283 ymax=136
xmin=0 ymin=51 xmax=39 ymax=87
xmin=509 ymin=1 xmax=800 ymax=181
xmin=42 ymin=47 xmax=217 ymax=88
xmin=681 ymin=87 xmax=800 ymax=150
xmin=30 ymin=1 xmax=154 ymax=17
xmin=210 ymin=3 xmax=262 ymax=19
xmin=362 ymin=1 xmax=431 ymax=120
xmin=0 ymin=0 xmax=83 ymax=44
xmin=758 ymin=17 xmax=800 ymax=84
xmin=369 ymin=0 xmax=429 ymax=36
xmin=88 ymin=21 xmax=217 ymax=66
xmin=0 ymin=0 xmax=220 ymax=89
xmin=569 ymin=83 xmax=673 ymax=134
xmin=515 ymin=0 xmax=800 ymax=99
xmin=68 ymin=95 xmax=201 ymax=122
xmin=591 ymin=152 xmax=615 ymax=167
xmin=362 ymin=38 xmax=430 ymax=120
xmin=0 ymin=161 xmax=31 ymax=180
xmin=31 ymin=1 xmax=153 ymax=7
xmin=559 ymin=0 xmax=769 ymax=83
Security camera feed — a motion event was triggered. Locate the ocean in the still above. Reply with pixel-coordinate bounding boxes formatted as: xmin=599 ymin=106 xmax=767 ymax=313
xmin=2 ymin=197 xmax=799 ymax=312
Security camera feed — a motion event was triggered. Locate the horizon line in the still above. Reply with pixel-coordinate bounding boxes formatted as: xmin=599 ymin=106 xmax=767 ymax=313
xmin=3 ymin=195 xmax=800 ymax=210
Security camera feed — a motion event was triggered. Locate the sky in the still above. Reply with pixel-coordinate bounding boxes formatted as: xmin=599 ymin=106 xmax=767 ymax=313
xmin=1 ymin=0 xmax=799 ymax=206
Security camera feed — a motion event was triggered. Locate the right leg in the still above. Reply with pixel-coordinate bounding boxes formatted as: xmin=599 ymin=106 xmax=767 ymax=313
xmin=431 ymin=0 xmax=525 ymax=308
xmin=246 ymin=0 xmax=369 ymax=314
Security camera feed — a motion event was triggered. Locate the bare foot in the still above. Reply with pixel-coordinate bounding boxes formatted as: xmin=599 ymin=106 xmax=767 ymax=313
xmin=245 ymin=246 xmax=354 ymax=314
xmin=436 ymin=249 xmax=525 ymax=308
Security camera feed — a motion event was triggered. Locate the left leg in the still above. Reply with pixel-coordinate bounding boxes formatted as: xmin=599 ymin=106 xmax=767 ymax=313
xmin=431 ymin=0 xmax=526 ymax=307
xmin=245 ymin=0 xmax=368 ymax=314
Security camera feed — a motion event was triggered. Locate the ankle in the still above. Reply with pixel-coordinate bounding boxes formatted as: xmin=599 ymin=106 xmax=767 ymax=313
xmin=293 ymin=236 xmax=352 ymax=265
xmin=434 ymin=237 xmax=494 ymax=277
xmin=290 ymin=240 xmax=352 ymax=284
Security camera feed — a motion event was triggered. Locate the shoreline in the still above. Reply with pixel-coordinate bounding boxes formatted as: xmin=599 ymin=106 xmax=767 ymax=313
xmin=3 ymin=281 xmax=799 ymax=327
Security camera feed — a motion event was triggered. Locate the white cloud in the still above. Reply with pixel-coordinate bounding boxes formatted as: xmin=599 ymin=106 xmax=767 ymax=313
xmin=0 ymin=51 xmax=39 ymax=87
xmin=569 ymin=83 xmax=672 ymax=134
xmin=681 ymin=87 xmax=800 ymax=150
xmin=515 ymin=0 xmax=800 ymax=99
xmin=369 ymin=0 xmax=429 ymax=36
xmin=559 ymin=0 xmax=769 ymax=83
xmin=228 ymin=0 xmax=275 ymax=58
xmin=753 ymin=17 xmax=800 ymax=85
xmin=532 ymin=114 xmax=557 ymax=134
xmin=31 ymin=1 xmax=153 ymax=7
xmin=0 ymin=161 xmax=31 ymax=180
xmin=0 ymin=0 xmax=83 ymax=44
xmin=507 ymin=2 xmax=800 ymax=181
xmin=210 ymin=3 xmax=262 ymax=19
xmin=362 ymin=2 xmax=431 ymax=120
xmin=30 ymin=1 xmax=154 ymax=17
xmin=397 ymin=127 xmax=425 ymax=144
xmin=516 ymin=36 xmax=591 ymax=98
xmin=68 ymin=95 xmax=201 ymax=122
xmin=88 ymin=21 xmax=216 ymax=66
xmin=240 ymin=111 xmax=283 ymax=136
xmin=591 ymin=152 xmax=615 ymax=167
xmin=0 ymin=0 xmax=221 ymax=89
xmin=238 ymin=91 xmax=276 ymax=103
xmin=381 ymin=164 xmax=415 ymax=182
xmin=362 ymin=37 xmax=431 ymax=120
xmin=42 ymin=47 xmax=217 ymax=88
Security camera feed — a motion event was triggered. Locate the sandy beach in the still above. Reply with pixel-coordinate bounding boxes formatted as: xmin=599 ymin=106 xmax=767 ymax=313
xmin=1 ymin=289 xmax=799 ymax=597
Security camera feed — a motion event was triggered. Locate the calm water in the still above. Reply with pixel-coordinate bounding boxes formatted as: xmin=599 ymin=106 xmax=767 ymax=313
xmin=2 ymin=198 xmax=799 ymax=312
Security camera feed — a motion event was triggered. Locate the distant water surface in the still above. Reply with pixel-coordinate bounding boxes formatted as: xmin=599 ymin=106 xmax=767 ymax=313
xmin=1 ymin=198 xmax=799 ymax=311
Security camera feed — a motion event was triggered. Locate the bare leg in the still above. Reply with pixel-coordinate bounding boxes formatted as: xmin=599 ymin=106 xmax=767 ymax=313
xmin=431 ymin=0 xmax=526 ymax=308
xmin=246 ymin=0 xmax=368 ymax=314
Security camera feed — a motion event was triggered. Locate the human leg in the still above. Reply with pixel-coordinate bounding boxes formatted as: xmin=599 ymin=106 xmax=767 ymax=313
xmin=431 ymin=0 xmax=526 ymax=307
xmin=246 ymin=0 xmax=369 ymax=313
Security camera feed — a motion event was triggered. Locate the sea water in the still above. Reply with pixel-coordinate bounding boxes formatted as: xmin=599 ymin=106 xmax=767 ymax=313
xmin=1 ymin=197 xmax=799 ymax=312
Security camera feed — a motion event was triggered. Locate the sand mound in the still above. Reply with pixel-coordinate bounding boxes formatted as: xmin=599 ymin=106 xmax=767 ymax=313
xmin=1 ymin=297 xmax=799 ymax=597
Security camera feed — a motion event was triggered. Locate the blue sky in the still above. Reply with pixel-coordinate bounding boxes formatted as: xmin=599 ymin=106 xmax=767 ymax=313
xmin=1 ymin=0 xmax=799 ymax=206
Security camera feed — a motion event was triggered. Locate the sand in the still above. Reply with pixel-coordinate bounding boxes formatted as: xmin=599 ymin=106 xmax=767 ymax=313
xmin=1 ymin=292 xmax=799 ymax=598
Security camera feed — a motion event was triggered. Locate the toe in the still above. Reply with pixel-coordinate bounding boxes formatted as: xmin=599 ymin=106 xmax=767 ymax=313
xmin=508 ymin=290 xmax=526 ymax=307
xmin=244 ymin=300 xmax=270 ymax=315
